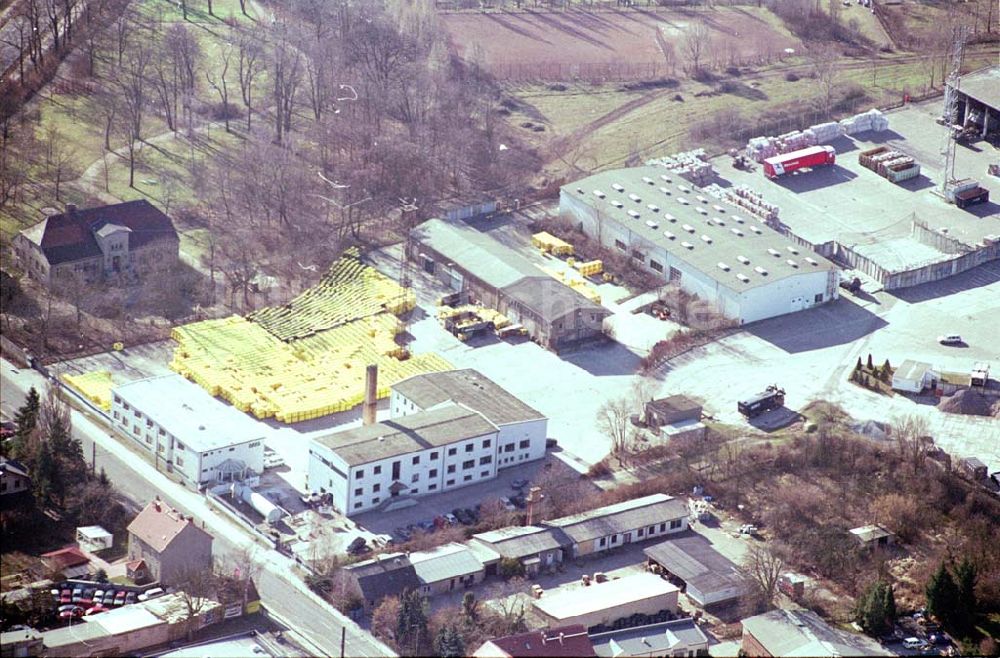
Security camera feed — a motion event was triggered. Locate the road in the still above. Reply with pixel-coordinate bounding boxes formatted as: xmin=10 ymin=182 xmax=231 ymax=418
xmin=1 ymin=359 xmax=395 ymax=658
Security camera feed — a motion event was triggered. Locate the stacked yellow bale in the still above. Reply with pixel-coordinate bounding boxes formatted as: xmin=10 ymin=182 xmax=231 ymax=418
xmin=532 ymin=231 xmax=574 ymax=256
xmin=61 ymin=371 xmax=114 ymax=411
xmin=569 ymin=280 xmax=602 ymax=304
xmin=574 ymin=259 xmax=603 ymax=277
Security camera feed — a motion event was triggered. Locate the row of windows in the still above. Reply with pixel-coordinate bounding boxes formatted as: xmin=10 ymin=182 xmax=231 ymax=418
xmin=595 ymin=519 xmax=684 ymax=548
xmin=355 ymin=440 xmax=498 ymax=479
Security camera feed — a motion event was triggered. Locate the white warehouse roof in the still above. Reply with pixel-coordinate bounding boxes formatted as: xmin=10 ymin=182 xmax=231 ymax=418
xmin=533 ymin=572 xmax=678 ymax=621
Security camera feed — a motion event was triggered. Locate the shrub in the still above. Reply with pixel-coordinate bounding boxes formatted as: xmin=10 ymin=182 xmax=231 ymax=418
xmin=785 ymin=72 xmax=800 ymax=82
xmin=498 ymin=557 xmax=525 ymax=580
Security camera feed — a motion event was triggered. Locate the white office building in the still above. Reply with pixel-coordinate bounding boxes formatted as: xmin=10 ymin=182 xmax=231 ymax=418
xmin=111 ymin=374 xmax=266 ymax=487
xmin=390 ymin=369 xmax=548 ymax=468
xmin=560 ymin=167 xmax=840 ymax=324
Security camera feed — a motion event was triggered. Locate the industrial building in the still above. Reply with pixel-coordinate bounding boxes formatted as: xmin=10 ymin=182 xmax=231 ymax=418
xmin=532 ymin=573 xmax=679 ymax=630
xmin=589 ymin=618 xmax=710 ymax=658
xmin=474 ymin=626 xmax=596 ymax=658
xmin=947 ymin=66 xmax=1000 ymax=139
xmin=644 ymin=533 xmax=749 ymax=608
xmin=308 ymin=370 xmax=549 ymax=515
xmin=741 ymin=609 xmax=892 ymax=657
xmin=560 ymin=168 xmax=840 ymax=324
xmin=409 ymin=218 xmax=610 ymax=351
xmin=111 ymin=375 xmax=266 ymax=487
xmin=390 ymin=369 xmax=548 ymax=469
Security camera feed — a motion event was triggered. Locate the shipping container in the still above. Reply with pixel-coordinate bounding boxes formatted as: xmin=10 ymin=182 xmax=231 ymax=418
xmin=955 ymin=187 xmax=989 ymax=209
xmin=886 ymin=163 xmax=921 ymax=183
xmin=858 ymin=146 xmax=891 ymax=170
xmin=763 ymin=145 xmax=836 ymax=178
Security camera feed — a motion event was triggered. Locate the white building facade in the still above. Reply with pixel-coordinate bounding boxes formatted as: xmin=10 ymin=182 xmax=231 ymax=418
xmin=111 ymin=375 xmax=266 ymax=487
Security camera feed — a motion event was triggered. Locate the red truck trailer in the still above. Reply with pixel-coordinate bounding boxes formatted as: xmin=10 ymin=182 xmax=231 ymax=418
xmin=763 ymin=145 xmax=836 ymax=179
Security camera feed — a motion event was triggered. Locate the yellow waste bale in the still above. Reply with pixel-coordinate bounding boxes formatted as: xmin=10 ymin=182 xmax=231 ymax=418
xmin=61 ymin=370 xmax=115 ymax=411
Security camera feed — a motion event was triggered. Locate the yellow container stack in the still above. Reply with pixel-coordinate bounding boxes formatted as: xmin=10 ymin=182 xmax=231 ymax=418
xmin=574 ymin=259 xmax=604 ymax=277
xmin=170 ymin=250 xmax=449 ymax=424
xmin=531 ymin=231 xmax=574 ymax=256
xmin=61 ymin=370 xmax=115 ymax=411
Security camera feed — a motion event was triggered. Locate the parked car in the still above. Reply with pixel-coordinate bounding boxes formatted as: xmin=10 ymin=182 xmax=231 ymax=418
xmin=418 ymin=520 xmax=436 ymax=532
xmin=114 ymin=591 xmax=127 ymax=606
xmin=58 ymin=607 xmax=84 ymax=619
xmin=937 ymin=334 xmax=963 ymax=345
xmin=125 ymin=592 xmax=137 ymax=604
xmin=393 ymin=527 xmax=411 ymax=542
xmin=347 ymin=537 xmax=368 ymax=555
xmin=433 ymin=515 xmax=448 ymax=529
xmin=138 ymin=587 xmax=164 ymax=602
xmin=902 ymin=637 xmax=928 ymax=650
xmin=84 ymin=605 xmax=106 ymax=616
xmin=499 ymin=497 xmax=516 ymax=511
xmin=102 ymin=592 xmax=116 ymax=605
xmin=511 ymin=479 xmax=529 ymax=490
xmin=58 ymin=604 xmax=80 ymax=613
xmin=81 ymin=589 xmax=96 ymax=604
xmin=444 ymin=513 xmax=459 ymax=526
xmin=93 ymin=590 xmax=105 ymax=601
xmin=59 ymin=589 xmax=71 ymax=603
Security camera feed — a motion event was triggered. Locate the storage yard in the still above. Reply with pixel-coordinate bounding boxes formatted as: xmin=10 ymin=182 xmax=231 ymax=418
xmin=713 ymin=99 xmax=1000 ymax=290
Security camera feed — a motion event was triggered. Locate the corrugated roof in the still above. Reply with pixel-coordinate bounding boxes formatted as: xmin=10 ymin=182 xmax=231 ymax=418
xmin=952 ymin=66 xmax=1000 ymax=110
xmin=472 ymin=525 xmax=567 ymax=559
xmin=22 ymin=200 xmax=178 ymax=265
xmin=741 ymin=609 xmax=893 ymax=657
xmin=562 ymin=167 xmax=838 ymax=292
xmin=544 ymin=494 xmax=688 ymax=544
xmin=849 ymin=524 xmax=893 ymax=543
xmin=126 ymin=500 xmax=212 ymax=554
xmin=501 ymin=276 xmax=608 ymax=324
xmin=643 ymin=533 xmax=747 ymax=599
xmin=343 ymin=553 xmax=421 ymax=602
xmin=314 ymin=403 xmax=498 ymax=466
xmin=590 ymin=618 xmax=709 ymax=657
xmin=392 ymin=369 xmax=545 ymax=426
xmin=409 ymin=543 xmax=484 ymax=584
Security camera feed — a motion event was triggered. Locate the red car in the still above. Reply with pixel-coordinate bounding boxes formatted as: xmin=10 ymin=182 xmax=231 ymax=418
xmin=58 ymin=607 xmax=84 ymax=619
xmin=84 ymin=605 xmax=106 ymax=616
xmin=59 ymin=589 xmax=72 ymax=604
xmin=113 ymin=591 xmax=127 ymax=606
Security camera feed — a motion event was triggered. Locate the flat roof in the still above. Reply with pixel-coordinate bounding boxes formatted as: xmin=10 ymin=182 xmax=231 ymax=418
xmin=154 ymin=636 xmax=275 ymax=658
xmin=544 ymin=494 xmax=688 ymax=544
xmin=392 ymin=369 xmax=546 ymax=426
xmin=563 ymin=166 xmax=838 ymax=292
xmin=533 ymin=573 xmax=678 ymax=620
xmin=92 ymin=605 xmax=162 ymax=635
xmin=590 ymin=618 xmax=708 ymax=657
xmin=742 ymin=609 xmax=892 ymax=657
xmin=313 ymin=403 xmax=498 ymax=466
xmin=850 ymin=525 xmax=893 ymax=542
xmin=894 ymin=359 xmax=933 ymax=381
xmin=114 ymin=375 xmax=267 ymax=452
xmin=952 ymin=66 xmax=1000 ymax=110
xmin=644 ymin=533 xmax=748 ymax=598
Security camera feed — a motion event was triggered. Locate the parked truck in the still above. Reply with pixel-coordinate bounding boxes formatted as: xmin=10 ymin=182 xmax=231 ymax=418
xmin=763 ymin=145 xmax=836 ymax=179
xmin=738 ymin=384 xmax=786 ymax=418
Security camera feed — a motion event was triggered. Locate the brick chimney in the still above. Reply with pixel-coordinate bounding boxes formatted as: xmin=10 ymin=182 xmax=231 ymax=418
xmin=362 ymin=364 xmax=378 ymax=426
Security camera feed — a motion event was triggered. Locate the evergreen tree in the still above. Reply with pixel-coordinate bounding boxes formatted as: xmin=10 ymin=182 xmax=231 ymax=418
xmin=434 ymin=624 xmax=465 ymax=658
xmin=461 ymin=591 xmax=478 ymax=622
xmin=855 ymin=580 xmax=896 ymax=635
xmin=881 ymin=359 xmax=892 ymax=381
xmin=926 ymin=562 xmax=960 ymax=628
xmin=954 ymin=558 xmax=978 ymax=634
xmin=867 ymin=353 xmax=874 ymax=369
xmin=396 ymin=589 xmax=428 ymax=654
xmin=32 ymin=440 xmax=56 ymax=505
xmin=856 ymin=356 xmax=863 ymax=371
xmin=11 ymin=387 xmax=40 ymax=459
xmin=46 ymin=412 xmax=87 ymax=507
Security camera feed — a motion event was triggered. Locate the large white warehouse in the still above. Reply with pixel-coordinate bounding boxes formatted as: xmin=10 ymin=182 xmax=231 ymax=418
xmin=560 ymin=167 xmax=840 ymax=324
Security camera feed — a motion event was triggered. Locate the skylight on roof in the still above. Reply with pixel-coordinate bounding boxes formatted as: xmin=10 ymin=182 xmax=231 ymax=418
xmin=737 ymin=255 xmax=750 ymax=264
xmin=682 ymin=223 xmax=695 ymax=233
xmin=696 ymin=195 xmax=708 ymax=204
xmin=642 ymin=176 xmax=655 ymax=185
xmin=611 ymin=200 xmax=623 ymax=208
xmin=804 ymin=257 xmax=818 ymax=266
xmin=713 ymin=205 xmax=726 ymax=213
xmin=754 ymin=266 xmax=768 ymax=275
xmin=660 ymin=174 xmax=672 ymax=183
xmin=663 ymin=231 xmax=676 ymax=240
xmin=786 ymin=246 xmax=799 ymax=255
xmin=731 ymin=228 xmax=744 ymax=237
xmin=749 ymin=225 xmax=762 ymax=234
xmin=627 ymin=209 xmax=641 ymax=219
xmin=736 ymin=273 xmax=750 ymax=283
xmin=713 ymin=217 xmax=725 ymax=226
xmin=677 ymin=184 xmax=690 ymax=194
xmin=701 ymin=234 xmax=712 ymax=244
xmin=612 ymin=183 xmax=625 ymax=192
xmin=677 ymin=197 xmax=689 ymax=205
xmin=628 ymin=193 xmax=641 ymax=202
xmin=594 ymin=190 xmax=605 ymax=198
xmin=717 ymin=262 xmax=730 ymax=271
xmin=768 ymin=248 xmax=781 ymax=257
xmin=664 ymin=213 xmax=677 ymax=222
xmin=696 ymin=207 xmax=708 ymax=215
xmin=647 ymin=204 xmax=660 ymax=212
xmin=786 ymin=259 xmax=798 ymax=268
xmin=681 ymin=241 xmax=694 ymax=249
xmin=732 ymin=216 xmax=745 ymax=224
xmin=645 ymin=220 xmax=659 ymax=229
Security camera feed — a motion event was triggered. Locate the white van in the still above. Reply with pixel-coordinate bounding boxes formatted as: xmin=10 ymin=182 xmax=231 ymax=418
xmin=137 ymin=587 xmax=164 ymax=602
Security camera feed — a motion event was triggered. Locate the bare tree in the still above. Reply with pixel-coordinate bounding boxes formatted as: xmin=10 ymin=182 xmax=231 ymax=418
xmin=114 ymin=40 xmax=152 ymax=187
xmin=683 ymin=23 xmax=709 ymax=74
xmin=809 ymin=45 xmax=840 ymax=116
xmin=171 ymin=563 xmax=219 ymax=640
xmin=237 ymin=32 xmax=263 ymax=130
xmin=597 ymin=397 xmax=633 ymax=464
xmin=892 ymin=414 xmax=933 ymax=472
xmin=740 ymin=542 xmax=784 ymax=614
xmin=206 ymin=45 xmax=233 ymax=132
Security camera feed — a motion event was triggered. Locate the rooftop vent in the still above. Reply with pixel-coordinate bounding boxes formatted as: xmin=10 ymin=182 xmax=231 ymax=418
xmin=736 ymin=273 xmax=750 ymax=283
xmin=678 ymin=184 xmax=691 ymax=194
xmin=642 ymin=176 xmax=655 ymax=185
xmin=681 ymin=241 xmax=694 ymax=249
xmin=754 ymin=266 xmax=768 ymax=275
xmin=593 ymin=190 xmax=605 ymax=199
xmin=713 ymin=217 xmax=725 ymax=226
xmin=628 ymin=193 xmax=642 ymax=202
xmin=663 ymin=230 xmax=676 ymax=240
xmin=696 ymin=207 xmax=708 ymax=215
xmin=731 ymin=228 xmax=744 ymax=237
xmin=645 ymin=220 xmax=659 ymax=229
xmin=713 ymin=205 xmax=726 ymax=213
xmin=786 ymin=259 xmax=798 ymax=268
xmin=786 ymin=246 xmax=799 ymax=255
xmin=664 ymin=213 xmax=677 ymax=222
xmin=612 ymin=183 xmax=625 ymax=192
xmin=660 ymin=174 xmax=672 ymax=183
xmin=611 ymin=200 xmax=624 ymax=208
xmin=732 ymin=216 xmax=745 ymax=224
xmin=677 ymin=197 xmax=690 ymax=205
xmin=717 ymin=262 xmax=730 ymax=271
xmin=576 ymin=188 xmax=584 ymax=194
xmin=682 ymin=223 xmax=695 ymax=233
xmin=696 ymin=195 xmax=708 ymax=204
xmin=737 ymin=255 xmax=751 ymax=264
xmin=628 ymin=209 xmax=641 ymax=219
xmin=767 ymin=248 xmax=781 ymax=257
xmin=804 ymin=257 xmax=819 ymax=266
xmin=749 ymin=225 xmax=762 ymax=234
xmin=659 ymin=186 xmax=671 ymax=195
xmin=701 ymin=234 xmax=713 ymax=244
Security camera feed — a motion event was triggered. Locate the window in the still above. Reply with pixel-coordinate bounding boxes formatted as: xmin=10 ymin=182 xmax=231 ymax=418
xmin=133 ymin=425 xmax=140 ymax=435
xmin=479 ymin=456 xmax=492 ymax=465
xmin=411 ymin=473 xmax=419 ymax=483
xmin=113 ymin=411 xmax=119 ymax=420
xmin=650 ymin=259 xmax=663 ymax=273
xmin=448 ymin=447 xmax=457 ymax=456
xmin=814 ymin=293 xmax=823 ymax=303
xmin=615 ymin=239 xmax=626 ymax=251
xmin=611 ymin=535 xmax=618 ymax=544
xmin=123 ymin=403 xmax=130 ymax=411
xmin=631 ymin=249 xmax=643 ymax=261
xmin=411 ymin=488 xmax=419 ymax=494
xmin=428 ymin=484 xmax=437 ymax=491
xmin=412 ymin=456 xmax=420 ymax=465
xmin=599 ymin=537 xmax=606 ymax=547
xmin=447 ymin=465 xmax=456 ymax=474
xmin=670 ymin=519 xmax=683 ymax=529
xmin=638 ymin=528 xmax=645 ymax=537
xmin=373 ymin=497 xmax=380 ymax=504
xmin=430 ymin=451 xmax=439 ymax=460
xmin=659 ymin=523 xmax=666 ymax=532
xmin=463 ymin=475 xmax=472 ymax=482
xmin=648 ymin=525 xmax=655 ymax=535
xmin=480 ymin=470 xmax=489 ymax=477
xmin=373 ymin=484 xmax=381 ymax=493
xmin=465 ymin=443 xmax=474 ymax=453
xmin=462 ymin=460 xmax=474 ymax=470
xmin=134 ymin=409 xmax=141 ymax=418
xmin=504 ymin=443 xmax=514 ymax=453
xmin=146 ymin=419 xmax=153 ymax=428
xmin=429 ymin=469 xmax=437 ymax=478
xmin=356 ymin=469 xmax=364 ymax=479
xmin=176 ymin=441 xmax=185 ymax=451
xmin=176 ymin=455 xmax=184 ymax=467
xmin=114 ymin=395 xmax=121 ymax=404
xmin=354 ymin=502 xmax=362 ymax=509
xmin=158 ymin=428 xmax=166 ymax=436
xmin=519 ymin=440 xmax=530 ymax=449
xmin=482 ymin=439 xmax=491 ymax=449
xmin=669 ymin=266 xmax=682 ymax=282
xmin=446 ymin=479 xmax=455 ymax=486
xmin=374 ymin=465 xmax=382 ymax=475
xmin=354 ymin=488 xmax=363 ymax=496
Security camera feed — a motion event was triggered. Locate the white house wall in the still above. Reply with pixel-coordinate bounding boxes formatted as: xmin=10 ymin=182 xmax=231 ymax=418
xmin=736 ymin=269 xmax=837 ymax=324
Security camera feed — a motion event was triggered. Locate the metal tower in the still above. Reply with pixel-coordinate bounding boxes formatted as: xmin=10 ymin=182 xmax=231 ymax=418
xmin=940 ymin=26 xmax=968 ymax=195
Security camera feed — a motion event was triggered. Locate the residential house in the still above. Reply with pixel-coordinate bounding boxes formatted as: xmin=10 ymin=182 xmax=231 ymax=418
xmin=111 ymin=375 xmax=266 ymax=487
xmin=473 ymin=625 xmax=596 ymax=658
xmin=644 ymin=533 xmax=749 ymax=608
xmin=390 ymin=369 xmax=548 ymax=469
xmin=532 ymin=573 xmax=679 ymax=631
xmin=589 ymin=618 xmax=710 ymax=657
xmin=891 ymin=360 xmax=939 ymax=393
xmin=13 ymin=200 xmax=179 ymax=287
xmin=740 ymin=608 xmax=892 ymax=657
xmin=340 ymin=553 xmax=421 ymax=612
xmin=40 ymin=546 xmax=91 ymax=579
xmin=849 ymin=524 xmax=895 ymax=549
xmin=0 ymin=458 xmax=31 ymax=511
xmin=544 ymin=494 xmax=689 ymax=558
xmin=126 ymin=499 xmax=213 ymax=586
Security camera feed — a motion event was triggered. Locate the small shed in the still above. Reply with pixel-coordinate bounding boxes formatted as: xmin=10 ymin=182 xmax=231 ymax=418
xmin=971 ymin=362 xmax=990 ymax=387
xmin=891 ymin=360 xmax=938 ymax=393
xmin=77 ymin=525 xmax=114 ymax=552
xmin=849 ymin=524 xmax=895 ymax=549
xmin=644 ymin=396 xmax=702 ymax=428
xmin=41 ymin=546 xmax=91 ymax=579
xmin=959 ymin=457 xmax=989 ymax=481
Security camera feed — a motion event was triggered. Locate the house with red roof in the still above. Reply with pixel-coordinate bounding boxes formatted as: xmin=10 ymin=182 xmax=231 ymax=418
xmin=473 ymin=625 xmax=596 ymax=658
xmin=127 ymin=498 xmax=213 ymax=586
xmin=13 ymin=200 xmax=179 ymax=287
xmin=41 ymin=546 xmax=91 ymax=579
